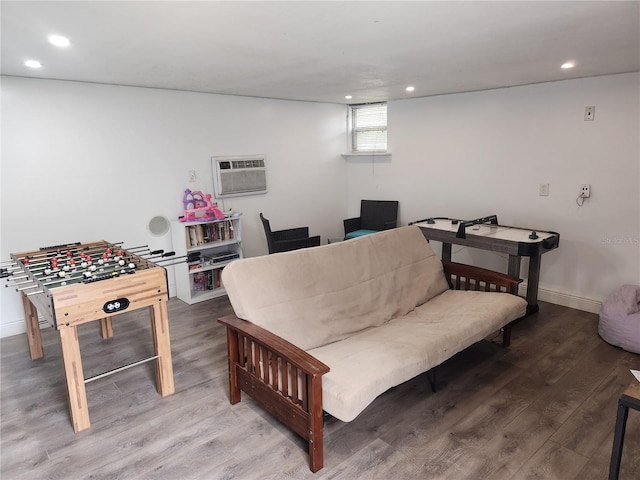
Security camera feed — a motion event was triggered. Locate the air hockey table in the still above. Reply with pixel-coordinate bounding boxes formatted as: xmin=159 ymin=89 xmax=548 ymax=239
xmin=412 ymin=215 xmax=559 ymax=314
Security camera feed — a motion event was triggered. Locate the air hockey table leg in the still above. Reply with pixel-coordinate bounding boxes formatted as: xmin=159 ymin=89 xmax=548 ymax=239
xmin=508 ymin=254 xmax=541 ymax=314
xmin=526 ymin=254 xmax=542 ymax=314
xmin=441 ymin=243 xmax=452 ymax=262
xmin=59 ymin=325 xmax=90 ymax=432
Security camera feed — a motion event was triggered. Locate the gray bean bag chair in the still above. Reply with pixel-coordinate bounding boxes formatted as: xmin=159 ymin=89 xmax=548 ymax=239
xmin=598 ymin=285 xmax=640 ymax=354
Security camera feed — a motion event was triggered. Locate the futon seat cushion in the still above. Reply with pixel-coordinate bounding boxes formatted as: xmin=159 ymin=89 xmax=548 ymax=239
xmin=307 ymin=289 xmax=527 ymax=422
xmin=345 ymin=229 xmax=378 ymax=239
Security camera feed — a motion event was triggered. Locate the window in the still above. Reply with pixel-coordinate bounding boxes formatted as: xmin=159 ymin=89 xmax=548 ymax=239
xmin=350 ymin=103 xmax=387 ymax=153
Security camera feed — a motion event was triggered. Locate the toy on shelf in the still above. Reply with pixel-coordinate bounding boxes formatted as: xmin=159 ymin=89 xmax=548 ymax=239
xmin=179 ymin=189 xmax=225 ymax=222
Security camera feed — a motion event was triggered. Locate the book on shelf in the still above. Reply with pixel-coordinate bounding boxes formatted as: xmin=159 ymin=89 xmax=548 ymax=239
xmin=185 ymin=219 xmax=236 ymax=248
xmin=192 ymin=272 xmax=207 ymax=291
xmin=192 ymin=269 xmax=222 ymax=291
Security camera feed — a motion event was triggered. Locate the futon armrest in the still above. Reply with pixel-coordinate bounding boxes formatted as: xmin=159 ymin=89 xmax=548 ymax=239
xmin=272 ymin=227 xmax=310 ymax=241
xmin=218 ymin=314 xmax=329 ymax=375
xmin=218 ymin=313 xmax=329 ymax=472
xmin=443 ymin=261 xmax=522 ymax=295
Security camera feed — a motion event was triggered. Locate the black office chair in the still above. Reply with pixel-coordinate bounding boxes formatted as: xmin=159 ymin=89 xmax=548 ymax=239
xmin=343 ymin=200 xmax=399 ymax=239
xmin=260 ymin=213 xmax=321 ymax=254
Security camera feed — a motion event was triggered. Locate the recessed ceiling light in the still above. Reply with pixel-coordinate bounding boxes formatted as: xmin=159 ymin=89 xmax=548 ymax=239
xmin=345 ymin=95 xmax=352 ymax=100
xmin=561 ymin=62 xmax=575 ymax=69
xmin=406 ymin=86 xmax=415 ymax=92
xmin=24 ymin=60 xmax=43 ymax=68
xmin=48 ymin=35 xmax=70 ymax=47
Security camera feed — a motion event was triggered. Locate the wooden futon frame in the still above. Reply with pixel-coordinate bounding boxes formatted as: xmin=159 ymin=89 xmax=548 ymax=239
xmin=218 ymin=261 xmax=522 ymax=472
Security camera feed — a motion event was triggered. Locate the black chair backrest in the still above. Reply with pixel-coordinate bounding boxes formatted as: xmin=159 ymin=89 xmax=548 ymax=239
xmin=259 ymin=213 xmax=276 ymax=253
xmin=360 ymin=200 xmax=399 ymax=231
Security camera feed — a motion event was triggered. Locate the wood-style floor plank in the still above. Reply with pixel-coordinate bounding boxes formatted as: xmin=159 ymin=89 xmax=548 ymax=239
xmin=1 ymin=298 xmax=639 ymax=479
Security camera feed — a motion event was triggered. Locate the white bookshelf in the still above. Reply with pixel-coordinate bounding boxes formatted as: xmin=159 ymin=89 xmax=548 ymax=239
xmin=171 ymin=215 xmax=242 ymax=304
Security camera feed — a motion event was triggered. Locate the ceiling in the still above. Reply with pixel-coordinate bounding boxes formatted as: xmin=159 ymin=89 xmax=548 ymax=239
xmin=2 ymin=1 xmax=639 ymax=104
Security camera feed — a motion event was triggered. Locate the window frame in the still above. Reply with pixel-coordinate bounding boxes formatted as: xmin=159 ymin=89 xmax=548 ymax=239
xmin=349 ymin=102 xmax=388 ymax=153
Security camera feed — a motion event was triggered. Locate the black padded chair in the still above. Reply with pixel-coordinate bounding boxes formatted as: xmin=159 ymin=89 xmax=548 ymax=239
xmin=343 ymin=200 xmax=399 ymax=239
xmin=260 ymin=213 xmax=321 ymax=254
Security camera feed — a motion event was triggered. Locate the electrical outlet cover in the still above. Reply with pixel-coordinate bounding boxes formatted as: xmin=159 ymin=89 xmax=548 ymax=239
xmin=581 ymin=184 xmax=591 ymax=197
xmin=584 ymin=106 xmax=595 ymax=121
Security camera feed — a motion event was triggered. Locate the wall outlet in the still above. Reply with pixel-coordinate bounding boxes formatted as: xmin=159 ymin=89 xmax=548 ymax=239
xmin=539 ymin=183 xmax=549 ymax=196
xmin=581 ymin=184 xmax=591 ymax=198
xmin=188 ymin=170 xmax=196 ymax=182
xmin=584 ymin=106 xmax=595 ymax=121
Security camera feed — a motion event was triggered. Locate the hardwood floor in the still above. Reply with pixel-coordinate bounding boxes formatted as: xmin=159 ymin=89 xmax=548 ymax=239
xmin=1 ymin=297 xmax=638 ymax=479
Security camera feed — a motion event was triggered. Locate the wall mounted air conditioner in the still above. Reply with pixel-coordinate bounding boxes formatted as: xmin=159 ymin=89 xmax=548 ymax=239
xmin=211 ymin=154 xmax=267 ymax=198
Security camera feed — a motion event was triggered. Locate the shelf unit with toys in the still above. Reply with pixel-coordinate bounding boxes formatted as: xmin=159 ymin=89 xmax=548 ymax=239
xmin=171 ymin=215 xmax=242 ymax=304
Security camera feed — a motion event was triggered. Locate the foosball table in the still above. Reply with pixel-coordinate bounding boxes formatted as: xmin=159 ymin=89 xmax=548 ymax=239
xmin=3 ymin=240 xmax=177 ymax=432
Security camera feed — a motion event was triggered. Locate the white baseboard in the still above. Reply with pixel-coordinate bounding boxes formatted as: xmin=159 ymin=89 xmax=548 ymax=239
xmin=518 ymin=283 xmax=602 ymax=314
xmin=0 ymin=318 xmax=42 ymax=338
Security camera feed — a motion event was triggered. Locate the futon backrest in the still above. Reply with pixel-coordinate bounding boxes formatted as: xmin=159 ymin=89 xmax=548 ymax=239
xmin=222 ymin=225 xmax=449 ymax=351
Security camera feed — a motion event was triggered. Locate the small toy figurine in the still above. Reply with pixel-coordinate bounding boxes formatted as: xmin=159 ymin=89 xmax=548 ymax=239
xmin=180 ymin=189 xmax=225 ymax=222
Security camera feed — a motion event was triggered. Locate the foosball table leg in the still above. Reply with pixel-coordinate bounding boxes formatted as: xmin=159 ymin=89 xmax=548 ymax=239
xmin=21 ymin=292 xmax=44 ymax=360
xmin=99 ymin=317 xmax=114 ymax=339
xmin=150 ymin=301 xmax=175 ymax=397
xmin=59 ymin=326 xmax=90 ymax=432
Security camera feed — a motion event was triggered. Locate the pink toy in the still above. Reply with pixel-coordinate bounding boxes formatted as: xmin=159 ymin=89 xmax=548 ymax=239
xmin=180 ymin=189 xmax=225 ymax=222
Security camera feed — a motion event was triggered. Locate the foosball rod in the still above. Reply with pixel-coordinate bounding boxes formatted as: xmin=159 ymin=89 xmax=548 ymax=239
xmin=42 ymin=271 xmax=132 ymax=289
xmin=151 ymin=257 xmax=190 ymax=267
xmin=16 ymin=284 xmax=40 ymax=292
xmin=21 ymin=260 xmax=158 ymax=294
xmin=29 ymin=258 xmax=141 ymax=286
xmin=14 ymin=243 xmax=144 ymax=267
xmin=15 ymin=250 xmax=154 ymax=282
xmin=13 ymin=242 xmax=126 ymax=262
xmin=143 ymin=251 xmax=176 ymax=261
xmin=3 ymin=243 xmax=147 ymax=268
xmin=42 ymin=263 xmax=139 ymax=287
xmin=15 ymin=247 xmax=149 ymax=273
xmin=13 ymin=253 xmax=117 ymax=271
xmin=14 ymin=244 xmax=131 ymax=268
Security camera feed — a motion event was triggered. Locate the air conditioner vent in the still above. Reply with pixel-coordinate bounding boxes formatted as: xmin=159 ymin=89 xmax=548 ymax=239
xmin=211 ymin=155 xmax=267 ymax=198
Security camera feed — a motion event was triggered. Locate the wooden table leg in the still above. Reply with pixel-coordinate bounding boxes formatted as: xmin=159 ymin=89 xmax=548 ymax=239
xmin=150 ymin=301 xmax=174 ymax=397
xmin=99 ymin=317 xmax=114 ymax=339
xmin=59 ymin=326 xmax=90 ymax=432
xmin=21 ymin=292 xmax=44 ymax=360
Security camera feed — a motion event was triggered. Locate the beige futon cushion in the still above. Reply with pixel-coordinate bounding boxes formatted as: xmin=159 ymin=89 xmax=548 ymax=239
xmin=307 ymin=289 xmax=528 ymax=422
xmin=221 ymin=226 xmax=449 ymax=351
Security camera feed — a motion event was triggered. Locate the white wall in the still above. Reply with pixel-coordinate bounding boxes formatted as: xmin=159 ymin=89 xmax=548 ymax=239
xmin=2 ymin=73 xmax=638 ymax=337
xmin=347 ymin=73 xmax=640 ymax=311
xmin=0 ymin=77 xmax=347 ymax=336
